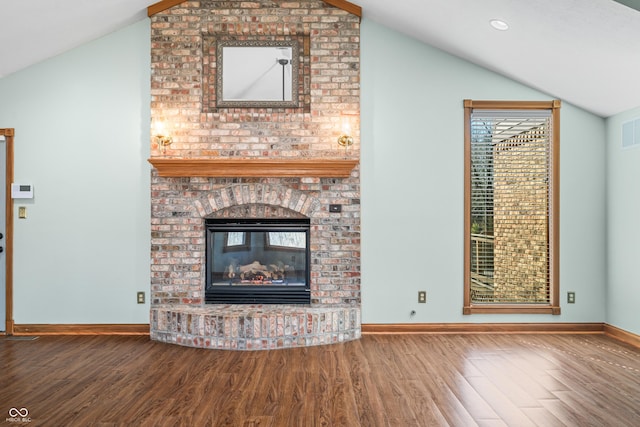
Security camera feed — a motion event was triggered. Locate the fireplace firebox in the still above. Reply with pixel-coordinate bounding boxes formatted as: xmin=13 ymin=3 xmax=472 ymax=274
xmin=205 ymin=218 xmax=311 ymax=304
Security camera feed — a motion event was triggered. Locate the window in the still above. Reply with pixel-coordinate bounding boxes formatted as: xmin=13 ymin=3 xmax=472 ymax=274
xmin=223 ymin=232 xmax=250 ymax=252
xmin=463 ymin=100 xmax=561 ymax=314
xmin=267 ymin=232 xmax=306 ymax=250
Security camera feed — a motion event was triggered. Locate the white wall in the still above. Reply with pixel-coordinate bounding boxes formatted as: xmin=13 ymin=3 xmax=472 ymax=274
xmin=606 ymin=107 xmax=640 ymax=335
xmin=0 ymin=20 xmax=151 ymax=324
xmin=360 ymin=19 xmax=607 ymax=324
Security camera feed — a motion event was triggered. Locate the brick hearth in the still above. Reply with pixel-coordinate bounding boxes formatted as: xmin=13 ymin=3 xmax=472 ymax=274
xmin=151 ymin=304 xmax=361 ymax=350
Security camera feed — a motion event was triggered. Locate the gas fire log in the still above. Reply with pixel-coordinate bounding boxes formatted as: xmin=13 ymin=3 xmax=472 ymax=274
xmin=225 ymin=260 xmax=292 ymax=281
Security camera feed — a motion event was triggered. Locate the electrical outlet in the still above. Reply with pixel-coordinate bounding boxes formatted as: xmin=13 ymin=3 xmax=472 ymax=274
xmin=418 ymin=291 xmax=426 ymax=303
xmin=567 ymin=291 xmax=575 ymax=304
xmin=137 ymin=291 xmax=145 ymax=304
xmin=18 ymin=206 xmax=27 ymax=219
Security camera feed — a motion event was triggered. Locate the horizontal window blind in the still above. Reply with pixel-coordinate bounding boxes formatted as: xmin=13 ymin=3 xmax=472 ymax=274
xmin=469 ymin=111 xmax=552 ymax=304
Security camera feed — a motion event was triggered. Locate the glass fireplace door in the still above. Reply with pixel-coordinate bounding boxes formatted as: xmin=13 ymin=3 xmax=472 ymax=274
xmin=205 ymin=218 xmax=310 ymax=304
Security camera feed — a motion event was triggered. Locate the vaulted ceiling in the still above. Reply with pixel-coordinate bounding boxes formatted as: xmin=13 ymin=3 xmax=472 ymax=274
xmin=1 ymin=0 xmax=639 ymax=117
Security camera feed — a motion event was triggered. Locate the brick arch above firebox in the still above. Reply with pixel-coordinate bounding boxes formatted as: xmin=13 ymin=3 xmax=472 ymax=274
xmin=205 ymin=204 xmax=307 ymax=219
xmin=193 ymin=183 xmax=322 ymax=219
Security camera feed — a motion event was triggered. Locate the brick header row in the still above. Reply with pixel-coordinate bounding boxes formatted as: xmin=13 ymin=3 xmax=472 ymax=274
xmin=148 ymin=0 xmax=362 ymax=18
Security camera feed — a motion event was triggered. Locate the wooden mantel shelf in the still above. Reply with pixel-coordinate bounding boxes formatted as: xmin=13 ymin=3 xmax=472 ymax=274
xmin=148 ymin=157 xmax=359 ymax=178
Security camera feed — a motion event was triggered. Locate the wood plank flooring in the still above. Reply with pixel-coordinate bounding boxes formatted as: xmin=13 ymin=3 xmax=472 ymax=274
xmin=1 ymin=333 xmax=639 ymax=426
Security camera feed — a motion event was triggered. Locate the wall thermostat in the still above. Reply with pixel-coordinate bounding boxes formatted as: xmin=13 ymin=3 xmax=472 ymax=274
xmin=11 ymin=183 xmax=34 ymax=199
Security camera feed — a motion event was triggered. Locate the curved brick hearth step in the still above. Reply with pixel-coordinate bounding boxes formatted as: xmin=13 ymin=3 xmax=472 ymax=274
xmin=151 ymin=304 xmax=361 ymax=350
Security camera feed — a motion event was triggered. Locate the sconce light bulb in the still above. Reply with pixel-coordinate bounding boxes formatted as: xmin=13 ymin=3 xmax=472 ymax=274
xmin=152 ymin=117 xmax=173 ymax=153
xmin=338 ymin=114 xmax=354 ymax=149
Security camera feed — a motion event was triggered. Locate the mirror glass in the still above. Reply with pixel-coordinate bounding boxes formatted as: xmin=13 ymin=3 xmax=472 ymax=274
xmin=216 ymin=40 xmax=299 ymax=108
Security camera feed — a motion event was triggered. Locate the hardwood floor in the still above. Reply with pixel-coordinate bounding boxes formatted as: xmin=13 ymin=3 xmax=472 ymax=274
xmin=1 ymin=333 xmax=639 ymax=426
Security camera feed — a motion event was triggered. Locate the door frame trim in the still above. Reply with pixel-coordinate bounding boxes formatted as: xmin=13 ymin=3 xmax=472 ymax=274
xmin=1 ymin=128 xmax=14 ymax=335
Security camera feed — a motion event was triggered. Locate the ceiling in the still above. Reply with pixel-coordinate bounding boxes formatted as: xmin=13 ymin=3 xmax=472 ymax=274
xmin=1 ymin=0 xmax=639 ymax=117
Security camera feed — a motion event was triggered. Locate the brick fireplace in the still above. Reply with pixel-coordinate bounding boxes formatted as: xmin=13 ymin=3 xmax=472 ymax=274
xmin=147 ymin=0 xmax=361 ymax=350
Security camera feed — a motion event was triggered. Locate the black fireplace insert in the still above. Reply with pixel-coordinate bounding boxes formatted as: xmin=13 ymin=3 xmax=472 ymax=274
xmin=205 ymin=218 xmax=311 ymax=304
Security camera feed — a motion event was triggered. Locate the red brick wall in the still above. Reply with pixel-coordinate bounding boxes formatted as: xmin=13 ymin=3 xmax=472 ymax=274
xmin=149 ymin=1 xmax=360 ymax=308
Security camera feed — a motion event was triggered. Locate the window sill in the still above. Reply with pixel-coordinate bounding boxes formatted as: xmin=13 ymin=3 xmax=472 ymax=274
xmin=463 ymin=305 xmax=561 ymax=315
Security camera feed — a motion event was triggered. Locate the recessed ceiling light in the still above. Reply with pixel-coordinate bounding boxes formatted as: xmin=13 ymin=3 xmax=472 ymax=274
xmin=490 ymin=19 xmax=509 ymax=31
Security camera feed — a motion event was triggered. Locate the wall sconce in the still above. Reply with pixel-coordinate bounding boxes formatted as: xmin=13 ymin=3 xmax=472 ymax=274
xmin=337 ymin=114 xmax=354 ymax=151
xmin=152 ymin=118 xmax=172 ymax=153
